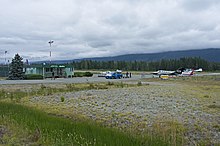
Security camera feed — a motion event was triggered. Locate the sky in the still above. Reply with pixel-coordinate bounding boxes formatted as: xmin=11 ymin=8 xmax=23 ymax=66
xmin=0 ymin=0 xmax=220 ymax=63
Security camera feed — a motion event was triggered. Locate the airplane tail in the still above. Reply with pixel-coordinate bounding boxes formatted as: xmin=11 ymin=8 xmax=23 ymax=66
xmin=190 ymin=69 xmax=194 ymax=75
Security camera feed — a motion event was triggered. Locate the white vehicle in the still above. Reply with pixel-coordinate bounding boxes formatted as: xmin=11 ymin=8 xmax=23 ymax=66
xmin=98 ymin=71 xmax=112 ymax=77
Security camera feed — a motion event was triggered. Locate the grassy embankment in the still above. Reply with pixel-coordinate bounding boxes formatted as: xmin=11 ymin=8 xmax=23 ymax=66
xmin=0 ymin=82 xmax=168 ymax=146
xmin=0 ymin=102 xmax=169 ymax=146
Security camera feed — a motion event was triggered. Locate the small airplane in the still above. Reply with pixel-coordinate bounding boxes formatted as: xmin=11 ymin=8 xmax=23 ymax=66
xmin=152 ymin=70 xmax=176 ymax=76
xmin=194 ymin=68 xmax=203 ymax=72
xmin=152 ymin=67 xmax=202 ymax=77
xmin=178 ymin=68 xmax=202 ymax=76
xmin=180 ymin=69 xmax=194 ymax=76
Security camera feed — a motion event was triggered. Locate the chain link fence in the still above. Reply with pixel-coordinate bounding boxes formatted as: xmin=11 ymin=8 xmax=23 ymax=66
xmin=0 ymin=65 xmax=9 ymax=77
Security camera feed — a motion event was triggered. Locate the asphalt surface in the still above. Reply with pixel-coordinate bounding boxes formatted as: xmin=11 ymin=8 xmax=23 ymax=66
xmin=0 ymin=74 xmax=147 ymax=85
xmin=0 ymin=73 xmax=220 ymax=85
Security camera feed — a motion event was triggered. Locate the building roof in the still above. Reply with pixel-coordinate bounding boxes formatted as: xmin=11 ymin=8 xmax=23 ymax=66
xmin=24 ymin=64 xmax=73 ymax=68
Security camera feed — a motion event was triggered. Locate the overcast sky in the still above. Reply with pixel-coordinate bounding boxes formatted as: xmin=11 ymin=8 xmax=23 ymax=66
xmin=0 ymin=0 xmax=220 ymax=63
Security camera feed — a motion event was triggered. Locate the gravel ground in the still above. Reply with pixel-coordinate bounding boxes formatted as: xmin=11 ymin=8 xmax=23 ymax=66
xmin=0 ymin=125 xmax=8 ymax=145
xmin=29 ymin=83 xmax=220 ymax=145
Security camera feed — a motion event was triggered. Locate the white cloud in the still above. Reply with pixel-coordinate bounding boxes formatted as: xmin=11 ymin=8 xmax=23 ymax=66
xmin=0 ymin=0 xmax=220 ymax=62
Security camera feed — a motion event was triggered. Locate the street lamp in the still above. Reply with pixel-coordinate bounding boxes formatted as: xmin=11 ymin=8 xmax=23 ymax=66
xmin=4 ymin=51 xmax=7 ymax=77
xmin=48 ymin=40 xmax=54 ymax=63
xmin=4 ymin=51 xmax=7 ymax=65
xmin=42 ymin=62 xmax=46 ymax=79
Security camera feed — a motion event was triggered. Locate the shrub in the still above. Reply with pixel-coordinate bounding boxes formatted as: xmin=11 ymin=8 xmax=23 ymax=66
xmin=66 ymin=84 xmax=75 ymax=91
xmin=73 ymin=72 xmax=84 ymax=77
xmin=89 ymin=83 xmax=95 ymax=89
xmin=84 ymin=72 xmax=93 ymax=77
xmin=107 ymin=81 xmax=114 ymax=86
xmin=115 ymin=82 xmax=124 ymax=88
xmin=73 ymin=72 xmax=93 ymax=77
xmin=24 ymin=74 xmax=43 ymax=80
xmin=137 ymin=81 xmax=142 ymax=86
xmin=40 ymin=84 xmax=46 ymax=89
xmin=60 ymin=96 xmax=65 ymax=102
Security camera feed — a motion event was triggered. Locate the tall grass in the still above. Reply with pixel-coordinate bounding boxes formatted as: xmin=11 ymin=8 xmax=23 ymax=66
xmin=0 ymin=102 xmax=168 ymax=146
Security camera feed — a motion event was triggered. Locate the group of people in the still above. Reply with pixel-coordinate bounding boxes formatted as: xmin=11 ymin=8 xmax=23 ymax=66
xmin=125 ymin=72 xmax=132 ymax=78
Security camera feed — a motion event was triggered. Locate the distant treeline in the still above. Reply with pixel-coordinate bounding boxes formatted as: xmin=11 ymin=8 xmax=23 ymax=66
xmin=72 ymin=57 xmax=220 ymax=71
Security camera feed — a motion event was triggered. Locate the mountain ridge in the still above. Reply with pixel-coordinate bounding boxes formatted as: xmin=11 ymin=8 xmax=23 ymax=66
xmin=38 ymin=48 xmax=220 ymax=64
xmin=77 ymin=48 xmax=220 ymax=62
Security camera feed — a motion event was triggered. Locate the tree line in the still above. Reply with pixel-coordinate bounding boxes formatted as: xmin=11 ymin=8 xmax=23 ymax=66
xmin=72 ymin=57 xmax=220 ymax=71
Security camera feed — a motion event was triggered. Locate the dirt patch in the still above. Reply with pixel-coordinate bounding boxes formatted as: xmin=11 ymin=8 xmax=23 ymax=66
xmin=208 ymin=104 xmax=220 ymax=109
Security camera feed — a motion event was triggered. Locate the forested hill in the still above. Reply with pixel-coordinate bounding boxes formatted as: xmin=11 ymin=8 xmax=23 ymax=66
xmin=77 ymin=48 xmax=220 ymax=62
xmin=39 ymin=48 xmax=220 ymax=64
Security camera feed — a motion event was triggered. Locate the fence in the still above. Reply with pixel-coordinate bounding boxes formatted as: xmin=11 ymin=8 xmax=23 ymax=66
xmin=0 ymin=65 xmax=9 ymax=77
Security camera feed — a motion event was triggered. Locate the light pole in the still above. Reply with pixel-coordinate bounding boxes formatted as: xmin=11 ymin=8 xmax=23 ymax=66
xmin=4 ymin=51 xmax=7 ymax=65
xmin=48 ymin=40 xmax=54 ymax=64
xmin=7 ymin=60 xmax=10 ymax=76
xmin=4 ymin=51 xmax=7 ymax=77
xmin=42 ymin=62 xmax=46 ymax=79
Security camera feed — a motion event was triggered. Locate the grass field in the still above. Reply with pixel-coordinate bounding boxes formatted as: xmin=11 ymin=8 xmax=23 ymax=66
xmin=0 ymin=82 xmax=168 ymax=145
xmin=0 ymin=75 xmax=220 ymax=145
xmin=0 ymin=102 xmax=169 ymax=146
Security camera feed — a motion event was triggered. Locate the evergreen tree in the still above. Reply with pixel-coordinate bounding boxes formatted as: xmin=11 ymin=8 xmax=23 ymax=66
xmin=70 ymin=57 xmax=220 ymax=71
xmin=8 ymin=54 xmax=24 ymax=80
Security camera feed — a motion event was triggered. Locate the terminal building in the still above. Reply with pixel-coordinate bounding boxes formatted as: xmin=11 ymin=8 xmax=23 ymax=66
xmin=24 ymin=64 xmax=74 ymax=78
xmin=0 ymin=64 xmax=74 ymax=78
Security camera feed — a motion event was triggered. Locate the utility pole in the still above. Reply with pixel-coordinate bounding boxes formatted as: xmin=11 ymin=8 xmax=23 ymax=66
xmin=42 ymin=62 xmax=46 ymax=79
xmin=4 ymin=51 xmax=7 ymax=65
xmin=48 ymin=40 xmax=54 ymax=64
xmin=4 ymin=51 xmax=7 ymax=77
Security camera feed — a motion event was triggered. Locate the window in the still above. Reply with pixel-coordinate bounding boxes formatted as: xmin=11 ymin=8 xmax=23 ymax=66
xmin=46 ymin=68 xmax=50 ymax=72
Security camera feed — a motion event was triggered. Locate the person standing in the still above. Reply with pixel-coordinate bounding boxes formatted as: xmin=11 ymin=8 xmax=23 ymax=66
xmin=52 ymin=71 xmax=55 ymax=80
xmin=126 ymin=72 xmax=129 ymax=78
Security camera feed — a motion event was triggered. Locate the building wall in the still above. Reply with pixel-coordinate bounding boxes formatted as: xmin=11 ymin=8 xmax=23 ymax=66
xmin=1 ymin=64 xmax=74 ymax=78
xmin=25 ymin=68 xmax=37 ymax=74
xmin=65 ymin=67 xmax=74 ymax=77
xmin=24 ymin=66 xmax=74 ymax=78
xmin=0 ymin=65 xmax=9 ymax=77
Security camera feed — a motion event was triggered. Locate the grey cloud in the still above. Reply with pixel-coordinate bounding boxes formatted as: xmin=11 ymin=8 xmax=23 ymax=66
xmin=88 ymin=41 xmax=113 ymax=48
xmin=180 ymin=0 xmax=220 ymax=12
xmin=0 ymin=0 xmax=220 ymax=62
xmin=0 ymin=37 xmax=27 ymax=45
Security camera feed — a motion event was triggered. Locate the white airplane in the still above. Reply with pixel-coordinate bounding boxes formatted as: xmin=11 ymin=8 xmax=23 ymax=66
xmin=194 ymin=68 xmax=203 ymax=72
xmin=116 ymin=69 xmax=122 ymax=73
xmin=179 ymin=68 xmax=203 ymax=76
xmin=152 ymin=70 xmax=176 ymax=76
xmin=180 ymin=69 xmax=194 ymax=76
xmin=152 ymin=67 xmax=201 ymax=77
